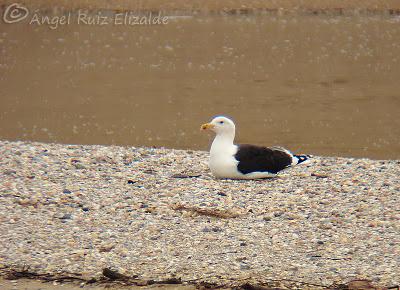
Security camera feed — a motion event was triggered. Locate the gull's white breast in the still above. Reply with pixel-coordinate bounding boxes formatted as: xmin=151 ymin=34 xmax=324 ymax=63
xmin=209 ymin=142 xmax=241 ymax=178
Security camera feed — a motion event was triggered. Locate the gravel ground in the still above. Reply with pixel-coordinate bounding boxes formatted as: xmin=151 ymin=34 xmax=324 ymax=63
xmin=0 ymin=140 xmax=399 ymax=289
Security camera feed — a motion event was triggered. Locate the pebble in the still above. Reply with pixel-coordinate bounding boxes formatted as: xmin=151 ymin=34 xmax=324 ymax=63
xmin=60 ymin=213 xmax=72 ymax=220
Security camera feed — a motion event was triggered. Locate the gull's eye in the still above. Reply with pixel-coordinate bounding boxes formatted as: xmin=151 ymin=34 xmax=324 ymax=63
xmin=219 ymin=121 xmax=224 ymax=124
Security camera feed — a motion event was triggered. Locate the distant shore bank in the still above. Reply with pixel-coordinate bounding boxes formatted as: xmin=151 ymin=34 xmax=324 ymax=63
xmin=2 ymin=0 xmax=400 ymax=14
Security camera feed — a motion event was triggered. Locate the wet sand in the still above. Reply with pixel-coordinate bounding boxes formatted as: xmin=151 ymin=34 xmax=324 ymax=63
xmin=0 ymin=278 xmax=196 ymax=290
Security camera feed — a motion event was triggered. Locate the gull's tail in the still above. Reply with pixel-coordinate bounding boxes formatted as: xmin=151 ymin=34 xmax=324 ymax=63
xmin=293 ymin=154 xmax=311 ymax=165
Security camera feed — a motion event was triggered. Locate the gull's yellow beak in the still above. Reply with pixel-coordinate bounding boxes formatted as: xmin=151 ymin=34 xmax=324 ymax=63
xmin=200 ymin=123 xmax=215 ymax=131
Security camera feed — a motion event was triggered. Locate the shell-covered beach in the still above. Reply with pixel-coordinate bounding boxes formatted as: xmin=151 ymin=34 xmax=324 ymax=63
xmin=0 ymin=140 xmax=399 ymax=289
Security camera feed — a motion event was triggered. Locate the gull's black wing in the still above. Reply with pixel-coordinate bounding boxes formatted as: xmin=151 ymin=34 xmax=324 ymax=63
xmin=234 ymin=144 xmax=293 ymax=174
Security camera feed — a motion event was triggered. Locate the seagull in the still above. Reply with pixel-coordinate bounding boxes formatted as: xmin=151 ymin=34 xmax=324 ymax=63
xmin=201 ymin=116 xmax=310 ymax=179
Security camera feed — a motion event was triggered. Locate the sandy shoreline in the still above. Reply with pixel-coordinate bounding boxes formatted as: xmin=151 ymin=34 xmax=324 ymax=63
xmin=0 ymin=140 xmax=399 ymax=289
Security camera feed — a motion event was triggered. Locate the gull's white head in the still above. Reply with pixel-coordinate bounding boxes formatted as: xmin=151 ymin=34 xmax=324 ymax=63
xmin=201 ymin=116 xmax=235 ymax=136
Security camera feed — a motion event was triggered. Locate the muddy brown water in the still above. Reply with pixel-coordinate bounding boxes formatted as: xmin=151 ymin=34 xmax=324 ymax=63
xmin=1 ymin=10 xmax=400 ymax=159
